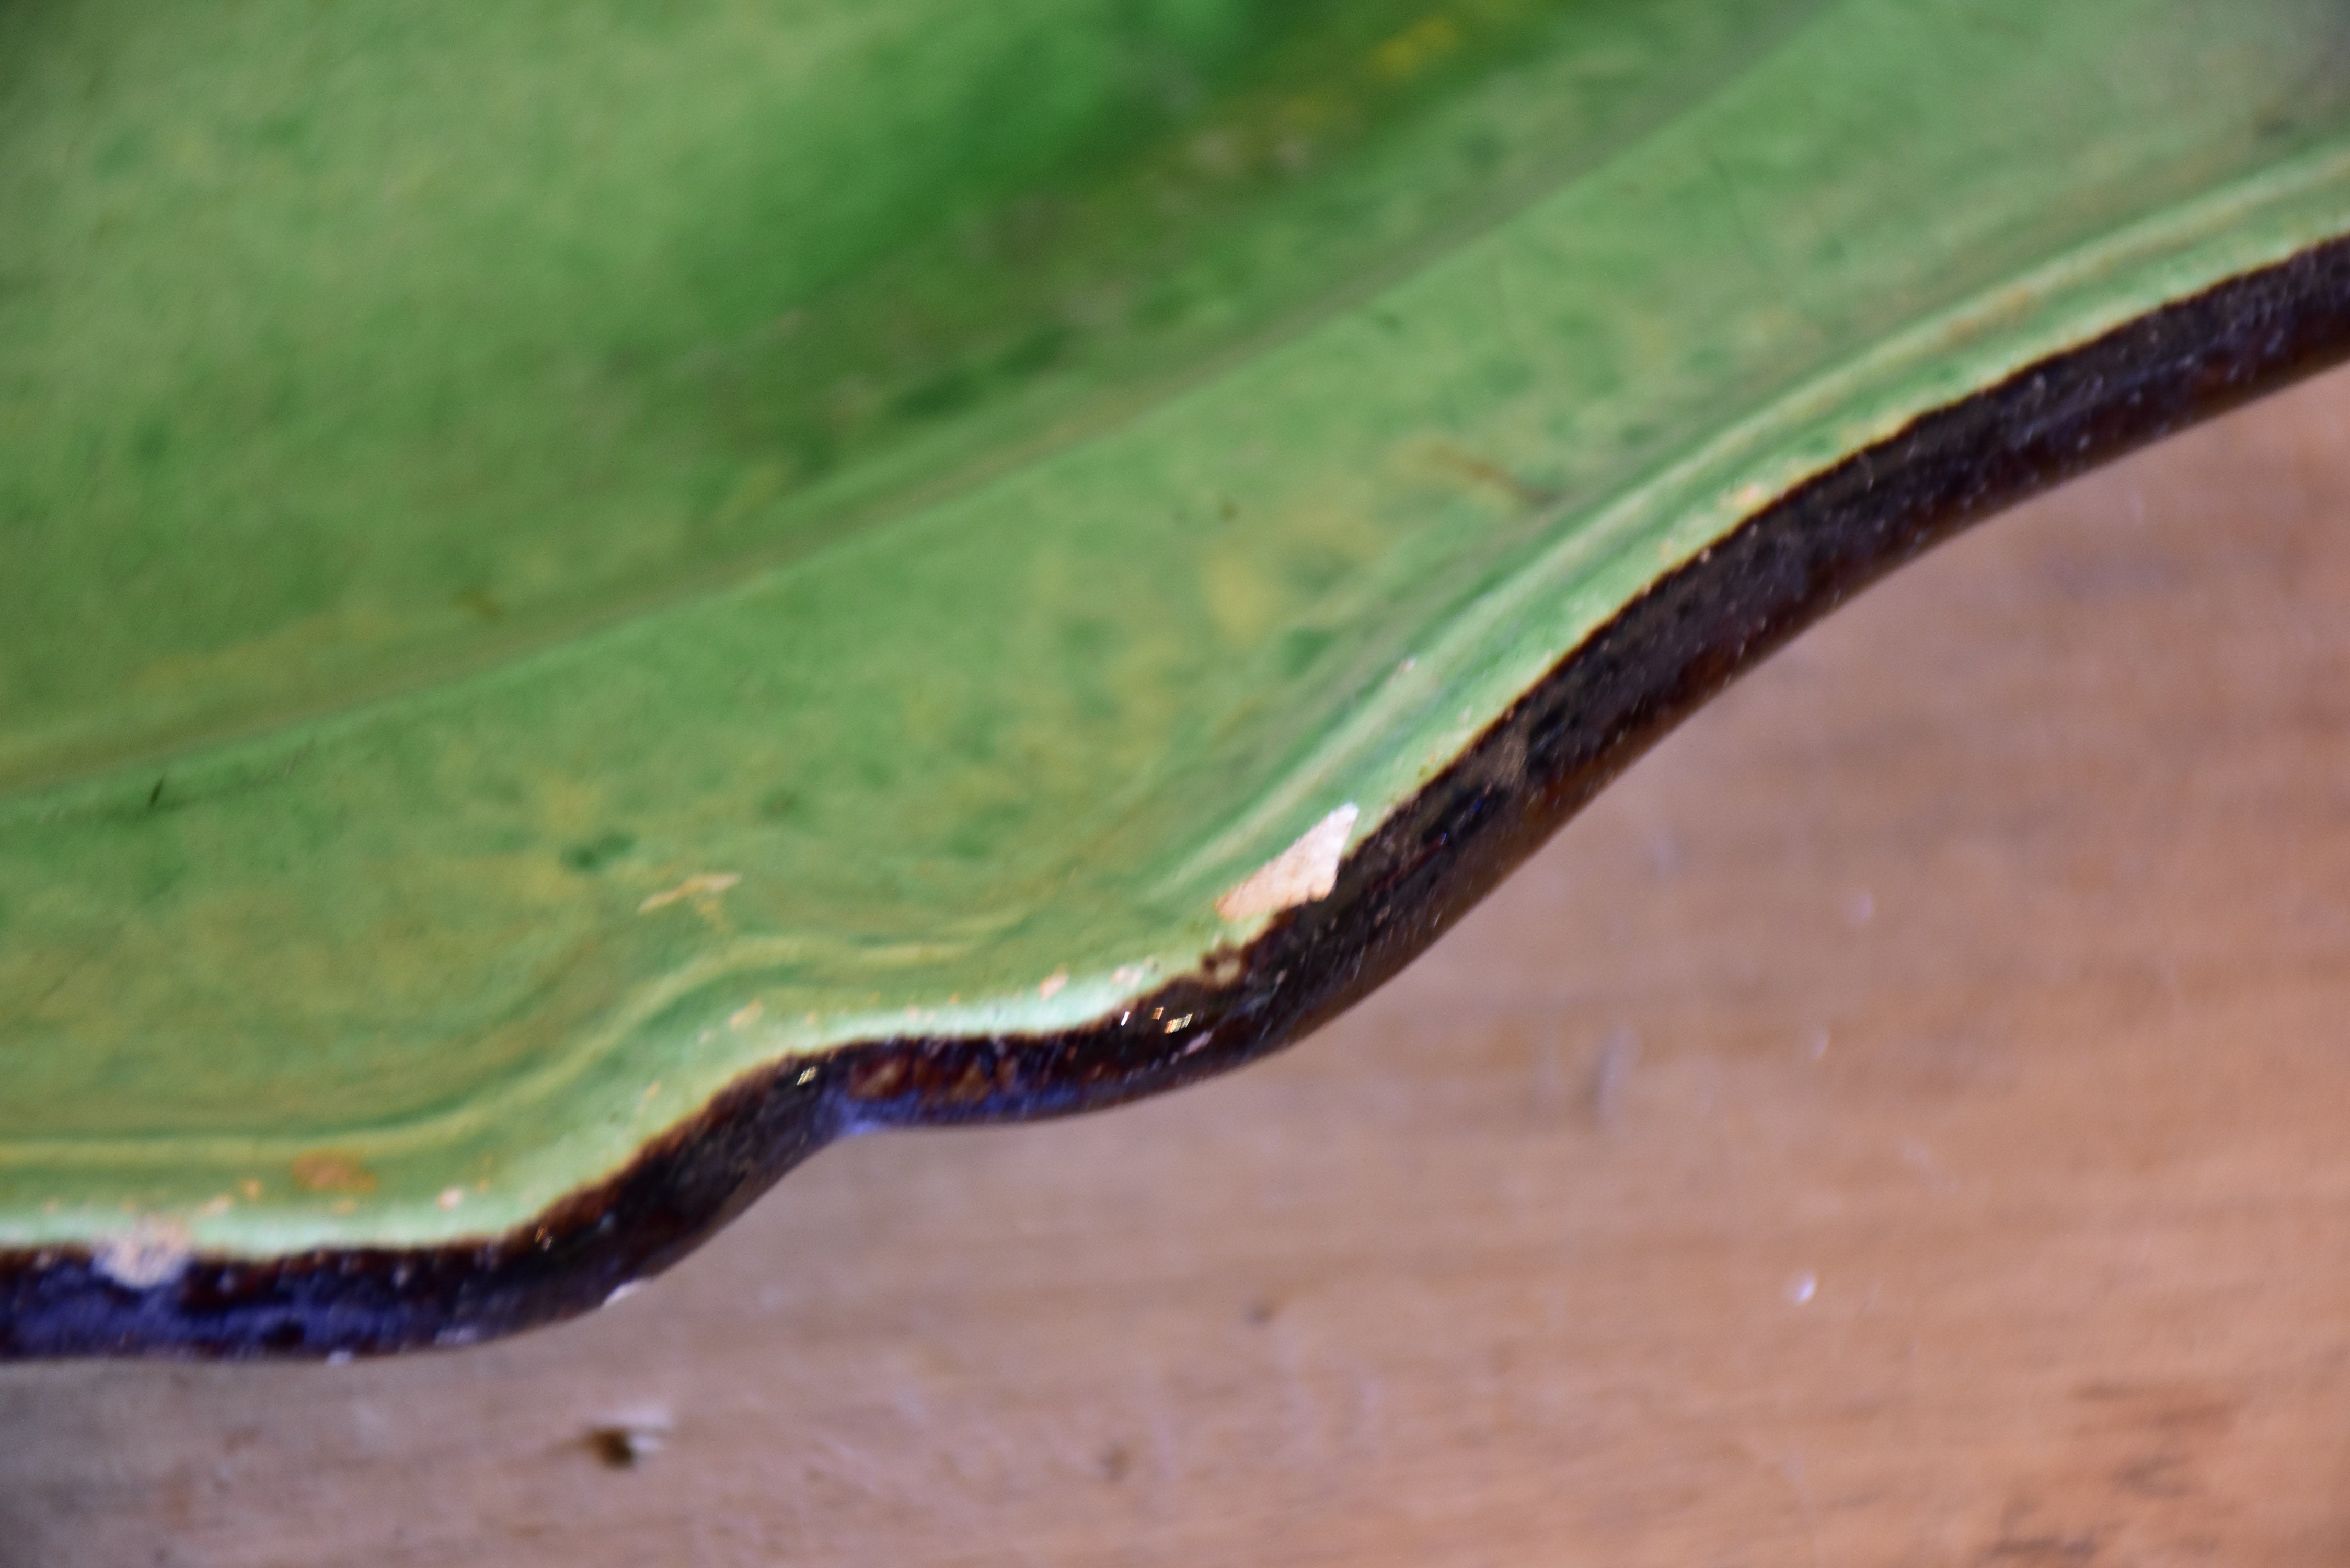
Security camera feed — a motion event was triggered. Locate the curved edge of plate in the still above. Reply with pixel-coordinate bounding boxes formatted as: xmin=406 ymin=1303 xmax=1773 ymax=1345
xmin=6 ymin=233 xmax=2349 ymax=1361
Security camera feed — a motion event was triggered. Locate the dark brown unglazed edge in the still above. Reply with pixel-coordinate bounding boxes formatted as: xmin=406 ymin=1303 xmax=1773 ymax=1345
xmin=7 ymin=234 xmax=2350 ymax=1359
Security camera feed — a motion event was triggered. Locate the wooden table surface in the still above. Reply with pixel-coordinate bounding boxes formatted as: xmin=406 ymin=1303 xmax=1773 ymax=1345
xmin=8 ymin=365 xmax=2350 ymax=1567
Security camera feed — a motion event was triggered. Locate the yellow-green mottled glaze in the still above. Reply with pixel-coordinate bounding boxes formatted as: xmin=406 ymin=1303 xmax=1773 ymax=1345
xmin=3 ymin=0 xmax=2348 ymax=1258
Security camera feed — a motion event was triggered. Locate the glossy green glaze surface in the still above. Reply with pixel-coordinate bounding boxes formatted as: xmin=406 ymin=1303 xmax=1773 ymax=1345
xmin=4 ymin=0 xmax=2348 ymax=1256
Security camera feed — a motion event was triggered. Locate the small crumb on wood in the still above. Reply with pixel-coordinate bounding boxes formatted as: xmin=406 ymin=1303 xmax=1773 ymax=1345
xmin=586 ymin=1407 xmax=674 ymax=1469
xmin=1216 ymin=804 xmax=1358 ymax=922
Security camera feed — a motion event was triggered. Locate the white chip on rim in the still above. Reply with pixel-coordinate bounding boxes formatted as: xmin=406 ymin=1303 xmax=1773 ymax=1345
xmin=1216 ymin=804 xmax=1360 ymax=922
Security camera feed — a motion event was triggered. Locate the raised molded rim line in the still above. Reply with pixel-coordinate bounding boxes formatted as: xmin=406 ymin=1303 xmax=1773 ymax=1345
xmin=9 ymin=146 xmax=2342 ymax=1197
xmin=2 ymin=232 xmax=2346 ymax=1358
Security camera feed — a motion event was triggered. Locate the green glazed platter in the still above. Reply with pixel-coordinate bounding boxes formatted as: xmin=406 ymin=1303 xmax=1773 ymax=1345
xmin=4 ymin=0 xmax=2349 ymax=1354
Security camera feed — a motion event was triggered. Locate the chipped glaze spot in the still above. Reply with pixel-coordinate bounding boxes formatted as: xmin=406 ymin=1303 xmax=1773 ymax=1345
xmin=93 ymin=1220 xmax=193 ymax=1289
xmin=637 ymin=873 xmax=742 ymax=914
xmin=1217 ymin=804 xmax=1359 ymax=922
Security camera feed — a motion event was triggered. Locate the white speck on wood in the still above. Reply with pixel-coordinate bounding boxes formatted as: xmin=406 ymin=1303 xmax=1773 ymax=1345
xmin=1217 ymin=805 xmax=1358 ymax=922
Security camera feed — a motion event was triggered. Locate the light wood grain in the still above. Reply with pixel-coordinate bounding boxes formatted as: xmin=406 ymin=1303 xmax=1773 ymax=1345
xmin=9 ymin=365 xmax=2350 ymax=1567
